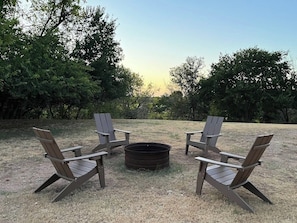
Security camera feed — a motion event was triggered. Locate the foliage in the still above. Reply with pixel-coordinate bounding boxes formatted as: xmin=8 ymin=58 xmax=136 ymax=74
xmin=70 ymin=7 xmax=130 ymax=103
xmin=0 ymin=14 xmax=30 ymax=118
xmin=170 ymin=56 xmax=205 ymax=96
xmin=2 ymin=1 xmax=297 ymax=122
xmin=0 ymin=1 xmax=142 ymax=119
xmin=87 ymin=67 xmax=145 ymax=119
xmin=206 ymin=47 xmax=297 ymax=122
xmin=0 ymin=0 xmax=17 ymax=16
xmin=27 ymin=0 xmax=81 ymax=36
xmin=151 ymin=91 xmax=188 ymax=120
xmin=169 ymin=56 xmax=205 ymax=120
xmin=113 ymin=83 xmax=154 ymax=119
xmin=0 ymin=27 xmax=97 ymax=119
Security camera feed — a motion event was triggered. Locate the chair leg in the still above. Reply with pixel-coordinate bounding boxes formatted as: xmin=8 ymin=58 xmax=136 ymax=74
xmin=185 ymin=134 xmax=191 ymax=155
xmin=96 ymin=158 xmax=106 ymax=188
xmin=206 ymin=176 xmax=255 ymax=212
xmin=52 ymin=171 xmax=95 ymax=202
xmin=125 ymin=133 xmax=130 ymax=145
xmin=224 ymin=188 xmax=255 ymax=213
xmin=203 ymin=145 xmax=208 ymax=157
xmin=107 ymin=145 xmax=112 ymax=156
xmin=196 ymin=162 xmax=207 ymax=195
xmin=34 ymin=174 xmax=60 ymax=193
xmin=74 ymin=149 xmax=82 ymax=157
xmin=52 ymin=180 xmax=81 ymax=202
xmin=204 ymin=139 xmax=210 ymax=156
xmin=185 ymin=144 xmax=189 ymax=155
xmin=243 ymin=182 xmax=273 ymax=204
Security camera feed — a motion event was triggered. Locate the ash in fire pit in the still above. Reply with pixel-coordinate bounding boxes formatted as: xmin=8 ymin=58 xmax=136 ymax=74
xmin=124 ymin=142 xmax=171 ymax=170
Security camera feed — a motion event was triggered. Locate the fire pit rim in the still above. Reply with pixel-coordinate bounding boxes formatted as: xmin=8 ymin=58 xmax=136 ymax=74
xmin=124 ymin=142 xmax=171 ymax=153
xmin=124 ymin=142 xmax=171 ymax=170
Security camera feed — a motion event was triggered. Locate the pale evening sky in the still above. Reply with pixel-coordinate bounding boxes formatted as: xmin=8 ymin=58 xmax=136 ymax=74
xmin=86 ymin=0 xmax=297 ymax=95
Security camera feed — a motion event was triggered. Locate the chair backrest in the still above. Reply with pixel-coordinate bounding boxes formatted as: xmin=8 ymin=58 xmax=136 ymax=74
xmin=200 ymin=116 xmax=224 ymax=146
xmin=94 ymin=113 xmax=116 ymax=144
xmin=33 ymin=127 xmax=74 ymax=179
xmin=230 ymin=134 xmax=273 ymax=187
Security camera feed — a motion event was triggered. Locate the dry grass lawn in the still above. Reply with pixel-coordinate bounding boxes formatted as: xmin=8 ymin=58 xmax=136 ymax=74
xmin=1 ymin=119 xmax=297 ymax=223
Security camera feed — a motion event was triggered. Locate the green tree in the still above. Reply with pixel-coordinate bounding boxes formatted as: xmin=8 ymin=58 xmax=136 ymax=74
xmin=170 ymin=56 xmax=205 ymax=120
xmin=0 ymin=0 xmax=17 ymax=16
xmin=71 ymin=7 xmax=124 ymax=103
xmin=0 ymin=1 xmax=129 ymax=119
xmin=158 ymin=91 xmax=188 ymax=120
xmin=0 ymin=29 xmax=97 ymax=119
xmin=208 ymin=47 xmax=296 ymax=122
xmin=0 ymin=2 xmax=31 ymax=118
xmin=115 ymin=77 xmax=154 ymax=119
xmin=0 ymin=0 xmax=19 ymax=91
xmin=1 ymin=0 xmax=153 ymax=119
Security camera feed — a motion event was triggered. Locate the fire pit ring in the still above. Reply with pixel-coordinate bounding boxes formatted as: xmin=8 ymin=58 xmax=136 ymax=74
xmin=124 ymin=142 xmax=171 ymax=170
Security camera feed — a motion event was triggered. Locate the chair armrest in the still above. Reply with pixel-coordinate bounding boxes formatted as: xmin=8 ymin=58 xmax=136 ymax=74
xmin=186 ymin=130 xmax=203 ymax=135
xmin=114 ymin=128 xmax=131 ymax=134
xmin=220 ymin=151 xmax=246 ymax=160
xmin=219 ymin=151 xmax=246 ymax=163
xmin=206 ymin=134 xmax=222 ymax=138
xmin=64 ymin=151 xmax=108 ymax=162
xmin=95 ymin=130 xmax=110 ymax=136
xmin=60 ymin=146 xmax=83 ymax=153
xmin=89 ymin=151 xmax=109 ymax=160
xmin=46 ymin=151 xmax=108 ymax=163
xmin=195 ymin=157 xmax=243 ymax=169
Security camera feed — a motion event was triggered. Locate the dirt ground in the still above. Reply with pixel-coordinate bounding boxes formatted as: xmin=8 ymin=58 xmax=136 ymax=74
xmin=1 ymin=119 xmax=297 ymax=222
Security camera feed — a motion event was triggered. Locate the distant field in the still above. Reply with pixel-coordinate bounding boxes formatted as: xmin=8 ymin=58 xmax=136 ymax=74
xmin=1 ymin=119 xmax=297 ymax=222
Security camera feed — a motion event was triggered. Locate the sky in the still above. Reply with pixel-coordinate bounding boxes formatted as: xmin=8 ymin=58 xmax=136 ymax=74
xmin=86 ymin=0 xmax=297 ymax=95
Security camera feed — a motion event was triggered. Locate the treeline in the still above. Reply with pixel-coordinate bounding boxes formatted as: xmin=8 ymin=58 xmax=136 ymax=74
xmin=1 ymin=1 xmax=297 ymax=123
xmin=167 ymin=51 xmax=297 ymax=123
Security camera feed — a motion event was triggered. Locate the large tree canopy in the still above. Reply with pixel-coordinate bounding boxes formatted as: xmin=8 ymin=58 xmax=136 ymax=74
xmin=0 ymin=1 xmax=143 ymax=119
xmin=207 ymin=47 xmax=297 ymax=122
xmin=71 ymin=7 xmax=126 ymax=102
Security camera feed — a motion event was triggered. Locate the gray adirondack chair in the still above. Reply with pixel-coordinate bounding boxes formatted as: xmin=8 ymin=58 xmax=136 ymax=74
xmin=33 ymin=127 xmax=108 ymax=202
xmin=196 ymin=134 xmax=274 ymax=213
xmin=93 ymin=113 xmax=130 ymax=154
xmin=185 ymin=116 xmax=224 ymax=156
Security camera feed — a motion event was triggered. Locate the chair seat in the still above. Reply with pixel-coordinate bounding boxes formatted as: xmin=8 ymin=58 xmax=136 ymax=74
xmin=206 ymin=165 xmax=236 ymax=185
xmin=69 ymin=160 xmax=97 ymax=178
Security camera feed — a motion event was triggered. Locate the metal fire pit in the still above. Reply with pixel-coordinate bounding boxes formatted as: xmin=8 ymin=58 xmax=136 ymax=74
xmin=124 ymin=142 xmax=171 ymax=170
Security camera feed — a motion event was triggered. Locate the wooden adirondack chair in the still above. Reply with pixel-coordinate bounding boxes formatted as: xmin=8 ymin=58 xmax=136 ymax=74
xmin=33 ymin=127 xmax=108 ymax=202
xmin=185 ymin=116 xmax=224 ymax=156
xmin=196 ymin=134 xmax=274 ymax=213
xmin=93 ymin=113 xmax=130 ymax=154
